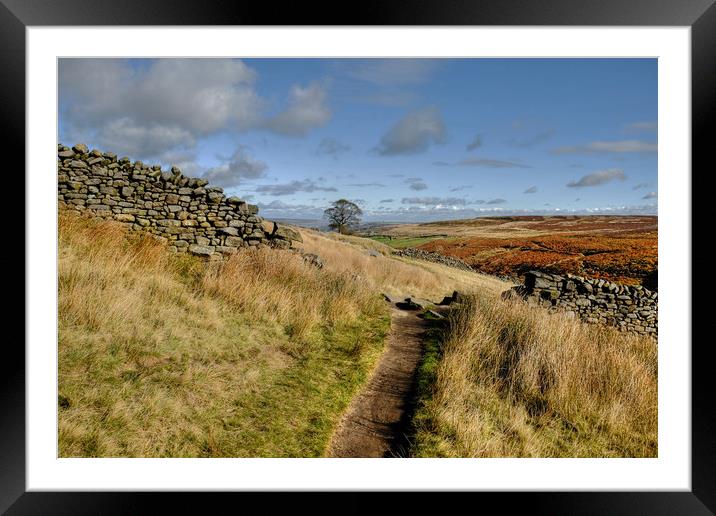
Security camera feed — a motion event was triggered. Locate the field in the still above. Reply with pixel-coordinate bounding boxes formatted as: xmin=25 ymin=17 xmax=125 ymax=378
xmin=366 ymin=216 xmax=657 ymax=286
xmin=58 ymin=213 xmax=493 ymax=457
xmin=58 ymin=212 xmax=657 ymax=458
xmin=410 ymin=289 xmax=657 ymax=458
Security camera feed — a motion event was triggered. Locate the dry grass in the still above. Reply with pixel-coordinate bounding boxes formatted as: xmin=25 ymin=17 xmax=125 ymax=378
xmin=375 ymin=215 xmax=657 ymax=239
xmin=411 ymin=290 xmax=657 ymax=458
xmin=58 ymin=212 xmax=654 ymax=458
xmin=58 ymin=213 xmax=388 ymax=457
xmin=296 ymin=228 xmax=510 ymax=300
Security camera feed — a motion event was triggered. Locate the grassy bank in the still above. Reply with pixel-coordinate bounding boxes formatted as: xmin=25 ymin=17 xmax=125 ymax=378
xmin=410 ymin=291 xmax=657 ymax=458
xmin=297 ymin=228 xmax=509 ymax=299
xmin=58 ymin=213 xmax=389 ymax=457
xmin=366 ymin=234 xmax=447 ymax=249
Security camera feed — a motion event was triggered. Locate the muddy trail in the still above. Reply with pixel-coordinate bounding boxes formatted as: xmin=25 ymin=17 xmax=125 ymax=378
xmin=326 ymin=303 xmax=445 ymax=458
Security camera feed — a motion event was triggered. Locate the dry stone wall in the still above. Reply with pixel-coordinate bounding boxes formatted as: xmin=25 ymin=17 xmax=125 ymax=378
xmin=393 ymin=248 xmax=474 ymax=272
xmin=57 ymin=143 xmax=300 ymax=257
xmin=503 ymin=270 xmax=657 ymax=337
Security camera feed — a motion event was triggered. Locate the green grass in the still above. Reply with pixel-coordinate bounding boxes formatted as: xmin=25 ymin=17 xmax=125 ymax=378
xmin=367 ymin=235 xmax=446 ymax=249
xmin=60 ymin=312 xmax=389 ymax=457
xmin=58 ymin=213 xmax=390 ymax=457
xmin=213 ymin=314 xmax=390 ymax=457
xmin=407 ymin=293 xmax=657 ymax=458
xmin=406 ymin=320 xmax=445 ymax=457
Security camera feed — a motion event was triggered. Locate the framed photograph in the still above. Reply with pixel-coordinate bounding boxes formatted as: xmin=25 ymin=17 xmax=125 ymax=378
xmin=6 ymin=0 xmax=710 ymax=512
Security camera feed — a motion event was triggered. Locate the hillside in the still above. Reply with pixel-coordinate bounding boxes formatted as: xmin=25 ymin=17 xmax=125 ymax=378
xmin=365 ymin=216 xmax=657 ymax=286
xmin=58 ymin=212 xmax=496 ymax=457
xmin=59 ymin=211 xmax=657 ymax=458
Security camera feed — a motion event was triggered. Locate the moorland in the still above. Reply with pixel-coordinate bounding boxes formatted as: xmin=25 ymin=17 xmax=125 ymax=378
xmin=365 ymin=216 xmax=657 ymax=287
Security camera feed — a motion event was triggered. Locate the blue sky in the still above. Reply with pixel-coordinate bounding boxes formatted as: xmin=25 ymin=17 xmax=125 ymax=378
xmin=58 ymin=58 xmax=657 ymax=222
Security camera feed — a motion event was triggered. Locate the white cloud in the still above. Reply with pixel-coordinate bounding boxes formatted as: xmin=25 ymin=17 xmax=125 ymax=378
xmin=642 ymin=191 xmax=658 ymax=199
xmin=254 ymin=179 xmax=338 ymax=196
xmin=264 ymin=82 xmax=332 ymax=136
xmin=347 ymin=182 xmax=386 ymax=188
xmin=434 ymin=157 xmax=529 ymax=168
xmin=401 ymin=197 xmax=468 ymax=206
xmin=59 ymin=59 xmax=332 ymax=161
xmin=404 ymin=177 xmax=428 ymax=191
xmin=375 ymin=107 xmax=446 ymax=156
xmin=59 ymin=59 xmax=264 ymax=158
xmin=567 ymin=168 xmax=627 ymax=188
xmin=257 ymin=200 xmax=326 ymax=219
xmin=506 ymin=129 xmax=554 ymax=148
xmin=553 ymin=140 xmax=657 ymax=154
xmin=625 ymin=121 xmax=657 ymax=132
xmin=466 ymin=134 xmax=483 ymax=151
xmin=345 ymin=59 xmax=439 ymax=86
xmin=202 ymin=147 xmax=268 ymax=188
xmin=93 ymin=118 xmax=197 ymax=158
xmin=316 ymin=137 xmax=350 ymax=158
xmin=524 ymin=186 xmax=538 ymax=194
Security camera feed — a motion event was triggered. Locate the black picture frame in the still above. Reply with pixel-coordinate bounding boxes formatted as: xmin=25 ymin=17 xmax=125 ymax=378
xmin=4 ymin=0 xmax=709 ymax=513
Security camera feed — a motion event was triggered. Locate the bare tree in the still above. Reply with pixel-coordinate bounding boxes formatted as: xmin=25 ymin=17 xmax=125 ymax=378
xmin=324 ymin=199 xmax=363 ymax=234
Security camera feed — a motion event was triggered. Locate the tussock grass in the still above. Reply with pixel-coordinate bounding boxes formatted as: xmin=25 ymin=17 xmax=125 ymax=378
xmin=58 ymin=213 xmax=388 ymax=457
xmin=411 ymin=290 xmax=657 ymax=457
xmin=59 ymin=213 xmax=653 ymax=458
xmin=297 ymin=228 xmax=510 ymax=300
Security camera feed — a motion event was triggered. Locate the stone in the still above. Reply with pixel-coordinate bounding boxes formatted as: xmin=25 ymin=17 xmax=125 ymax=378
xmin=403 ymin=297 xmax=435 ymax=310
xmin=302 ymin=253 xmax=324 ymax=269
xmin=224 ymin=236 xmax=244 ymax=247
xmin=58 ymin=150 xmax=75 ymax=159
xmin=70 ymin=160 xmax=88 ymax=168
xmin=392 ymin=248 xmax=474 ymax=273
xmin=270 ymin=239 xmax=291 ymax=250
xmin=219 ymin=227 xmax=239 ymax=236
xmin=382 ymin=293 xmax=399 ymax=303
xmin=439 ymin=295 xmax=454 ymax=305
xmin=121 ymin=186 xmax=135 ymax=197
xmin=72 ymin=143 xmax=88 ymax=154
xmin=396 ymin=298 xmax=422 ymax=311
xmin=188 ymin=244 xmax=214 ymax=256
xmin=540 ymin=290 xmax=560 ymax=301
xmin=115 ymin=214 xmax=135 ymax=222
xmin=261 ymin=220 xmax=276 ymax=235
xmin=500 ymin=270 xmax=657 ymax=338
xmin=274 ymin=225 xmax=303 ymax=243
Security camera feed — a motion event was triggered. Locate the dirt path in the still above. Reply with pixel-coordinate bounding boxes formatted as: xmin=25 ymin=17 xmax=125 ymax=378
xmin=326 ymin=304 xmax=441 ymax=458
